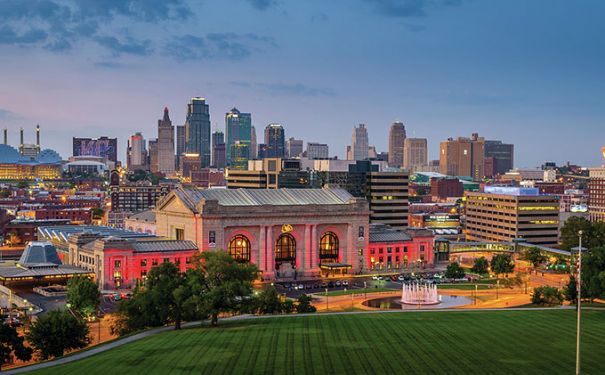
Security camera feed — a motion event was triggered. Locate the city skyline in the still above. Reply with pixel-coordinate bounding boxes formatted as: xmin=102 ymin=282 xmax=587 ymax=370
xmin=0 ymin=0 xmax=603 ymax=167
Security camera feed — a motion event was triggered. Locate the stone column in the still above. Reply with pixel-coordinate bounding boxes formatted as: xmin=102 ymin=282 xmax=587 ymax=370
xmin=310 ymin=225 xmax=318 ymax=272
xmin=300 ymin=225 xmax=308 ymax=274
xmin=266 ymin=225 xmax=274 ymax=278
xmin=258 ymin=225 xmax=265 ymax=273
xmin=346 ymin=224 xmax=353 ymax=264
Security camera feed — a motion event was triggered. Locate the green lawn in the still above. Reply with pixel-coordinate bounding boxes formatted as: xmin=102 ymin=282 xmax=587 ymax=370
xmin=29 ymin=310 xmax=605 ymax=375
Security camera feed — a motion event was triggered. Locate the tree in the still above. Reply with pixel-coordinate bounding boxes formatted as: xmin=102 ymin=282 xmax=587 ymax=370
xmin=564 ymin=275 xmax=578 ymax=305
xmin=490 ymin=254 xmax=515 ymax=277
xmin=296 ymin=294 xmax=316 ymax=313
xmin=16 ymin=180 xmax=29 ymax=189
xmin=67 ymin=276 xmax=101 ymax=319
xmin=0 ymin=324 xmax=32 ymax=371
xmin=580 ymin=246 xmax=605 ymax=301
xmin=560 ymin=216 xmax=592 ymax=250
xmin=27 ymin=309 xmax=90 ymax=360
xmin=471 ymin=257 xmax=489 ymax=275
xmin=255 ymin=286 xmax=284 ymax=314
xmin=445 ymin=262 xmax=465 ymax=279
xmin=532 ymin=286 xmax=563 ymax=306
xmin=521 ymin=247 xmax=547 ymax=269
xmin=195 ymin=251 xmax=258 ymax=326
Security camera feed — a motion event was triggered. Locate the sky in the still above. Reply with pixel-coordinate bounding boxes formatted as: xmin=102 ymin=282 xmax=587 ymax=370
xmin=0 ymin=0 xmax=603 ymax=168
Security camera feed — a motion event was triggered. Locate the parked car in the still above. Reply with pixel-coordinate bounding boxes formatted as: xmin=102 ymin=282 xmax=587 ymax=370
xmin=397 ymin=275 xmax=405 ymax=281
xmin=342 ymin=280 xmax=349 ymax=286
xmin=320 ymin=282 xmax=328 ymax=288
xmin=335 ymin=280 xmax=341 ymax=287
xmin=298 ymin=284 xmax=304 ymax=290
xmin=328 ymin=281 xmax=335 ymax=288
xmin=371 ymin=275 xmax=379 ymax=280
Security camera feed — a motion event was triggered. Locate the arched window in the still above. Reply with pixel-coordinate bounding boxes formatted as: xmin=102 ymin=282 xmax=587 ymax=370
xmin=228 ymin=235 xmax=251 ymax=262
xmin=275 ymin=233 xmax=296 ymax=268
xmin=320 ymin=232 xmax=339 ymax=264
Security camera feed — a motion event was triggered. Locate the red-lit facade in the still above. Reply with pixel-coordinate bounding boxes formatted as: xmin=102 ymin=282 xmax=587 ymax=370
xmin=367 ymin=225 xmax=434 ymax=271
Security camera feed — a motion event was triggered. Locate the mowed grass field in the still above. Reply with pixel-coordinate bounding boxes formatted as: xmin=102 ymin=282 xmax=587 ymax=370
xmin=30 ymin=310 xmax=605 ymax=375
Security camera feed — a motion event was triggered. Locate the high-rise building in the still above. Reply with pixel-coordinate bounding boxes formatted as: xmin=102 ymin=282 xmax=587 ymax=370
xmin=230 ymin=141 xmax=250 ymax=170
xmin=439 ymin=133 xmax=485 ymax=180
xmin=264 ymin=123 xmax=285 ymax=158
xmin=589 ymin=149 xmax=605 ymax=222
xmin=127 ymin=132 xmax=148 ymax=171
xmin=351 ymin=124 xmax=369 ymax=161
xmin=250 ymin=125 xmax=257 ymax=159
xmin=367 ymin=171 xmax=409 ymax=229
xmin=403 ymin=138 xmax=428 ymax=171
xmin=484 ymin=140 xmax=514 ymax=177
xmin=225 ymin=108 xmax=252 ymax=165
xmin=212 ymin=130 xmax=226 ymax=169
xmin=175 ymin=125 xmax=186 ymax=171
xmin=306 ymin=142 xmax=329 ymax=159
xmin=388 ymin=121 xmax=406 ymax=167
xmin=184 ymin=97 xmax=211 ymax=167
xmin=148 ymin=139 xmax=158 ymax=173
xmin=157 ymin=107 xmax=175 ymax=175
xmin=465 ymin=187 xmax=560 ymax=246
xmin=286 ymin=137 xmax=303 ymax=158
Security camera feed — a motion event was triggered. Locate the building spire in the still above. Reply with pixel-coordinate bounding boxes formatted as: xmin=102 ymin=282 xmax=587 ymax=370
xmin=163 ymin=107 xmax=170 ymax=122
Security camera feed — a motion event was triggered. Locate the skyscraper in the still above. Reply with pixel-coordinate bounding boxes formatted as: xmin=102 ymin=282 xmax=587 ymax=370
xmin=388 ymin=121 xmax=406 ymax=167
xmin=403 ymin=138 xmax=428 ymax=172
xmin=250 ymin=125 xmax=257 ymax=159
xmin=484 ymin=140 xmax=514 ymax=176
xmin=212 ymin=130 xmax=226 ymax=169
xmin=286 ymin=137 xmax=303 ymax=158
xmin=127 ymin=132 xmax=148 ymax=171
xmin=175 ymin=125 xmax=186 ymax=171
xmin=264 ymin=123 xmax=285 ymax=158
xmin=439 ymin=133 xmax=485 ymax=180
xmin=225 ymin=108 xmax=252 ymax=166
xmin=157 ymin=107 xmax=175 ymax=175
xmin=148 ymin=139 xmax=158 ymax=173
xmin=185 ymin=97 xmax=211 ymax=167
xmin=351 ymin=124 xmax=369 ymax=161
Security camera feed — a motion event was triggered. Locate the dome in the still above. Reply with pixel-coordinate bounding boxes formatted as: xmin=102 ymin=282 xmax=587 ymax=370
xmin=0 ymin=144 xmax=21 ymax=163
xmin=36 ymin=149 xmax=62 ymax=164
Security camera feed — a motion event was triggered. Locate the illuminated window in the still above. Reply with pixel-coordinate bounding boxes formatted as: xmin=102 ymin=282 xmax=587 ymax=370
xmin=114 ymin=260 xmax=121 ymax=268
xmin=275 ymin=233 xmax=296 ymax=267
xmin=228 ymin=235 xmax=251 ymax=262
xmin=319 ymin=232 xmax=339 ymax=264
xmin=140 ymin=259 xmax=147 ymax=267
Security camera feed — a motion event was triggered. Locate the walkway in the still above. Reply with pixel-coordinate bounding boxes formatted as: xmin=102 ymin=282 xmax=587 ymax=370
xmin=4 ymin=305 xmax=596 ymax=374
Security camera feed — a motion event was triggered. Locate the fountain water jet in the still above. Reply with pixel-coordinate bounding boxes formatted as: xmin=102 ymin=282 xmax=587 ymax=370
xmin=400 ymin=283 xmax=439 ymax=305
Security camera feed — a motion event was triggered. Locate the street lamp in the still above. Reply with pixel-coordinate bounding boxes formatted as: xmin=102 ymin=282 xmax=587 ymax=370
xmin=325 ymin=288 xmax=329 ymax=311
xmin=574 ymin=230 xmax=586 ymax=375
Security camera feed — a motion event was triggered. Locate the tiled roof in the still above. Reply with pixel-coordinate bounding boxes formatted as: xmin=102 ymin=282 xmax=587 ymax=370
xmin=132 ymin=240 xmax=197 ymax=253
xmin=175 ymin=186 xmax=355 ymax=209
xmin=127 ymin=210 xmax=156 ymax=223
xmin=38 ymin=225 xmax=154 ymax=243
xmin=369 ymin=224 xmax=434 ymax=243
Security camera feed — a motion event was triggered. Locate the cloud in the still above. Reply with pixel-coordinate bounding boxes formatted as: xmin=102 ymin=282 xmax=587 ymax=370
xmin=94 ymin=35 xmax=152 ymax=56
xmin=364 ymin=0 xmax=463 ymax=18
xmin=230 ymin=81 xmax=336 ymax=97
xmin=246 ymin=0 xmax=279 ymax=11
xmin=0 ymin=108 xmax=18 ymax=120
xmin=428 ymin=90 xmax=525 ymax=107
xmin=0 ymin=26 xmax=48 ymax=45
xmin=166 ymin=33 xmax=276 ymax=61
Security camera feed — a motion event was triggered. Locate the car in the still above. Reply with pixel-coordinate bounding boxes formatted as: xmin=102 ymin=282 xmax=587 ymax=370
xmin=371 ymin=275 xmax=379 ymax=280
xmin=328 ymin=281 xmax=335 ymax=288
xmin=320 ymin=282 xmax=327 ymax=288
xmin=335 ymin=280 xmax=341 ymax=287
xmin=397 ymin=275 xmax=405 ymax=281
xmin=298 ymin=284 xmax=304 ymax=290
xmin=313 ymin=283 xmax=320 ymax=289
xmin=377 ymin=276 xmax=383 ymax=280
xmin=342 ymin=280 xmax=349 ymax=286
xmin=390 ymin=276 xmax=398 ymax=282
xmin=112 ymin=293 xmax=121 ymax=301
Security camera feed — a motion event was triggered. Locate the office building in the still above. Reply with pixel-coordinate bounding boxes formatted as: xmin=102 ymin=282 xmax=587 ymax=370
xmin=465 ymin=186 xmax=560 ymax=246
xmin=367 ymin=171 xmax=409 ymax=229
xmin=212 ymin=130 xmax=226 ymax=169
xmin=439 ymin=133 xmax=485 ymax=180
xmin=351 ymin=124 xmax=369 ymax=161
xmin=250 ymin=125 xmax=257 ymax=159
xmin=127 ymin=132 xmax=148 ymax=171
xmin=148 ymin=139 xmax=158 ymax=173
xmin=286 ymin=138 xmax=304 ymax=158
xmin=184 ymin=97 xmax=211 ymax=167
xmin=484 ymin=140 xmax=514 ymax=177
xmin=230 ymin=141 xmax=250 ymax=170
xmin=19 ymin=125 xmax=41 ymax=158
xmin=175 ymin=125 xmax=186 ymax=170
xmin=306 ymin=142 xmax=329 ymax=159
xmin=157 ymin=107 xmax=176 ymax=175
xmin=264 ymin=123 xmax=286 ymax=158
xmin=430 ymin=178 xmax=464 ymax=200
xmin=225 ymin=108 xmax=252 ymax=165
xmin=589 ymin=151 xmax=605 ymax=222
xmin=403 ymin=138 xmax=428 ymax=171
xmin=388 ymin=121 xmax=406 ymax=167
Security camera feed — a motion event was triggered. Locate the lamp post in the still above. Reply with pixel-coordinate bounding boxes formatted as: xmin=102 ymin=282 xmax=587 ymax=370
xmin=474 ymin=284 xmax=478 ymax=305
xmin=364 ymin=281 xmax=367 ymax=301
xmin=576 ymin=230 xmax=584 ymax=375
xmin=325 ymin=288 xmax=328 ymax=311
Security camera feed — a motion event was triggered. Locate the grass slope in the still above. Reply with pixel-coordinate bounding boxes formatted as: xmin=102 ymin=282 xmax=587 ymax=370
xmin=30 ymin=310 xmax=605 ymax=375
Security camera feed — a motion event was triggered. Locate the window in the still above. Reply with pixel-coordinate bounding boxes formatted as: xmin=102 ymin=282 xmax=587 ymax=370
xmin=175 ymin=228 xmax=185 ymax=240
xmin=114 ymin=260 xmax=121 ymax=268
xmin=209 ymin=231 xmax=216 ymax=244
xmin=152 ymin=259 xmax=158 ymax=266
xmin=319 ymin=232 xmax=339 ymax=264
xmin=358 ymin=248 xmax=363 ymax=256
xmin=140 ymin=259 xmax=147 ymax=267
xmin=275 ymin=233 xmax=296 ymax=267
xmin=379 ymin=248 xmax=384 ymax=254
xmin=163 ymin=258 xmax=169 ymax=263
xmin=175 ymin=258 xmax=181 ymax=265
xmin=358 ymin=226 xmax=364 ymax=238
xmin=370 ymin=249 xmax=375 ymax=255
xmin=387 ymin=247 xmax=392 ymax=254
xmin=403 ymin=247 xmax=408 ymax=253
xmin=228 ymin=235 xmax=251 ymax=262
xmin=420 ymin=245 xmax=425 ymax=252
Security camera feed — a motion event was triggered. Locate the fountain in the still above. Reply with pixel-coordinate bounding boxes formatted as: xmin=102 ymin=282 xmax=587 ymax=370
xmin=400 ymin=283 xmax=440 ymax=305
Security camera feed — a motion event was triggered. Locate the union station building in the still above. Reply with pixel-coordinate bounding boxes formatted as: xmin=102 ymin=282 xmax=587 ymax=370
xmin=155 ymin=187 xmax=371 ymax=279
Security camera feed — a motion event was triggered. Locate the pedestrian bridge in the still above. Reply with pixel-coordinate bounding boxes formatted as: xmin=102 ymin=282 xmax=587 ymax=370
xmin=435 ymin=239 xmax=571 ymax=260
